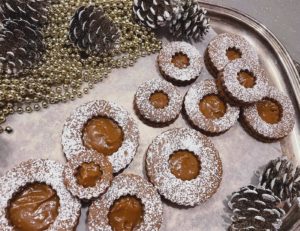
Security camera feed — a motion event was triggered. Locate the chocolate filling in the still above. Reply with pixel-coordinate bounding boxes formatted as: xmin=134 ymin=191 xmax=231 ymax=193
xmin=237 ymin=70 xmax=256 ymax=88
xmin=149 ymin=91 xmax=169 ymax=109
xmin=199 ymin=94 xmax=227 ymax=119
xmin=257 ymin=98 xmax=282 ymax=124
xmin=226 ymin=47 xmax=242 ymax=61
xmin=75 ymin=162 xmax=103 ymax=188
xmin=171 ymin=52 xmax=190 ymax=69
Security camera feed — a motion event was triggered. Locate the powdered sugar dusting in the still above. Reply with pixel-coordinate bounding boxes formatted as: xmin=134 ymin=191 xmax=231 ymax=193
xmin=62 ymin=100 xmax=140 ymax=173
xmin=146 ymin=128 xmax=222 ymax=206
xmin=0 ymin=159 xmax=81 ymax=231
xmin=242 ymin=86 xmax=296 ymax=140
xmin=208 ymin=33 xmax=259 ymax=72
xmin=63 ymin=150 xmax=113 ymax=200
xmin=184 ymin=79 xmax=240 ymax=133
xmin=158 ymin=41 xmax=203 ymax=82
xmin=135 ymin=79 xmax=183 ymax=124
xmin=88 ymin=174 xmax=163 ymax=231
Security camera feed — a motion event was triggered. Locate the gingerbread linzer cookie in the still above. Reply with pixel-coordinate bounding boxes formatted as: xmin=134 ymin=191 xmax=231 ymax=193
xmin=217 ymin=59 xmax=269 ymax=106
xmin=88 ymin=174 xmax=163 ymax=231
xmin=63 ymin=150 xmax=113 ymax=201
xmin=146 ymin=128 xmax=223 ymax=206
xmin=184 ymin=79 xmax=240 ymax=135
xmin=205 ymin=33 xmax=259 ymax=78
xmin=0 ymin=159 xmax=81 ymax=231
xmin=134 ymin=78 xmax=182 ymax=126
xmin=158 ymin=41 xmax=203 ymax=85
xmin=240 ymin=86 xmax=296 ymax=142
xmin=62 ymin=100 xmax=139 ymax=173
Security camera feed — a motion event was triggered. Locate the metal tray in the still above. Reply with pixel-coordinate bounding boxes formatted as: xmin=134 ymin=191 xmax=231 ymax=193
xmin=203 ymin=2 xmax=300 ymax=164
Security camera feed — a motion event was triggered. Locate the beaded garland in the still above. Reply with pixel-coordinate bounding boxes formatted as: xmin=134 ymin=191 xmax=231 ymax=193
xmin=0 ymin=0 xmax=162 ymax=133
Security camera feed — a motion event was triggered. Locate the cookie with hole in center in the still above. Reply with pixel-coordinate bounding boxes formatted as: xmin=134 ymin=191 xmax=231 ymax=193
xmin=0 ymin=159 xmax=81 ymax=231
xmin=217 ymin=59 xmax=269 ymax=106
xmin=240 ymin=86 xmax=296 ymax=142
xmin=158 ymin=41 xmax=203 ymax=86
xmin=184 ymin=79 xmax=240 ymax=135
xmin=205 ymin=33 xmax=259 ymax=78
xmin=88 ymin=174 xmax=163 ymax=231
xmin=146 ymin=128 xmax=223 ymax=206
xmin=134 ymin=78 xmax=182 ymax=127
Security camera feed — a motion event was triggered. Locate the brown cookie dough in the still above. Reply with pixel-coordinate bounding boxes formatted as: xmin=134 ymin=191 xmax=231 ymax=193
xmin=88 ymin=174 xmax=163 ymax=231
xmin=146 ymin=128 xmax=223 ymax=206
xmin=62 ymin=100 xmax=139 ymax=173
xmin=0 ymin=159 xmax=81 ymax=231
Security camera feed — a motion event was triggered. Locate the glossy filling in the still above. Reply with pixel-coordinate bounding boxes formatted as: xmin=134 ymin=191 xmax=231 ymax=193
xmin=82 ymin=117 xmax=124 ymax=156
xmin=169 ymin=150 xmax=201 ymax=181
xmin=226 ymin=47 xmax=242 ymax=61
xmin=149 ymin=91 xmax=169 ymax=109
xmin=7 ymin=183 xmax=60 ymax=231
xmin=199 ymin=95 xmax=226 ymax=119
xmin=237 ymin=70 xmax=256 ymax=88
xmin=75 ymin=162 xmax=102 ymax=188
xmin=257 ymin=99 xmax=282 ymax=124
xmin=171 ymin=52 xmax=190 ymax=69
xmin=108 ymin=196 xmax=143 ymax=231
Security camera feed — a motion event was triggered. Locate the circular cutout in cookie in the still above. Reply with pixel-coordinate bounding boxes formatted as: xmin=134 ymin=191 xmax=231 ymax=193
xmin=82 ymin=117 xmax=124 ymax=156
xmin=7 ymin=183 xmax=60 ymax=231
xmin=149 ymin=91 xmax=169 ymax=109
xmin=226 ymin=47 xmax=242 ymax=61
xmin=199 ymin=94 xmax=227 ymax=120
xmin=108 ymin=195 xmax=144 ymax=231
xmin=257 ymin=99 xmax=282 ymax=124
xmin=237 ymin=70 xmax=256 ymax=88
xmin=169 ymin=150 xmax=201 ymax=181
xmin=171 ymin=52 xmax=190 ymax=69
xmin=75 ymin=162 xmax=103 ymax=188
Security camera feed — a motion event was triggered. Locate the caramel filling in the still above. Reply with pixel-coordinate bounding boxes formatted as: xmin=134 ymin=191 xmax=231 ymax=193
xmin=75 ymin=162 xmax=102 ymax=188
xmin=169 ymin=150 xmax=200 ymax=181
xmin=149 ymin=91 xmax=169 ymax=109
xmin=82 ymin=117 xmax=124 ymax=156
xmin=257 ymin=99 xmax=282 ymax=124
xmin=7 ymin=183 xmax=60 ymax=231
xmin=108 ymin=196 xmax=143 ymax=231
xmin=171 ymin=52 xmax=190 ymax=69
xmin=199 ymin=95 xmax=226 ymax=119
xmin=226 ymin=48 xmax=242 ymax=61
xmin=237 ymin=70 xmax=256 ymax=88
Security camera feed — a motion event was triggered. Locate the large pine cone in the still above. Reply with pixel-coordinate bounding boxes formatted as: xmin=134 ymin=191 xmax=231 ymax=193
xmin=169 ymin=0 xmax=209 ymax=40
xmin=133 ymin=0 xmax=174 ymax=29
xmin=69 ymin=5 xmax=120 ymax=54
xmin=259 ymin=157 xmax=300 ymax=205
xmin=0 ymin=0 xmax=49 ymax=27
xmin=0 ymin=19 xmax=45 ymax=76
xmin=228 ymin=185 xmax=285 ymax=230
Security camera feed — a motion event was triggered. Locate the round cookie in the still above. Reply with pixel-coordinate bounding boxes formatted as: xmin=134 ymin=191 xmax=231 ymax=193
xmin=146 ymin=128 xmax=223 ymax=206
xmin=158 ymin=41 xmax=203 ymax=85
xmin=240 ymin=86 xmax=296 ymax=142
xmin=62 ymin=100 xmax=139 ymax=173
xmin=0 ymin=159 xmax=81 ymax=231
xmin=205 ymin=33 xmax=259 ymax=78
xmin=184 ymin=79 xmax=240 ymax=135
xmin=88 ymin=174 xmax=163 ymax=231
xmin=63 ymin=150 xmax=113 ymax=200
xmin=217 ymin=59 xmax=269 ymax=106
xmin=134 ymin=78 xmax=182 ymax=126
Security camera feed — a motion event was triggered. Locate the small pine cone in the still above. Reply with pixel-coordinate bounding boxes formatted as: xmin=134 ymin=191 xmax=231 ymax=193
xmin=228 ymin=185 xmax=285 ymax=230
xmin=0 ymin=0 xmax=49 ymax=27
xmin=133 ymin=0 xmax=174 ymax=29
xmin=259 ymin=157 xmax=300 ymax=205
xmin=0 ymin=19 xmax=45 ymax=76
xmin=169 ymin=0 xmax=209 ymax=40
xmin=69 ymin=5 xmax=120 ymax=54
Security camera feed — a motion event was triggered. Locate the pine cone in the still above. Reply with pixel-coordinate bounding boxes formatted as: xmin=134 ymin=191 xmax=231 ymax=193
xmin=228 ymin=185 xmax=285 ymax=231
xmin=69 ymin=5 xmax=120 ymax=54
xmin=133 ymin=0 xmax=174 ymax=29
xmin=169 ymin=0 xmax=209 ymax=40
xmin=0 ymin=19 xmax=45 ymax=76
xmin=259 ymin=157 xmax=300 ymax=205
xmin=0 ymin=0 xmax=49 ymax=27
